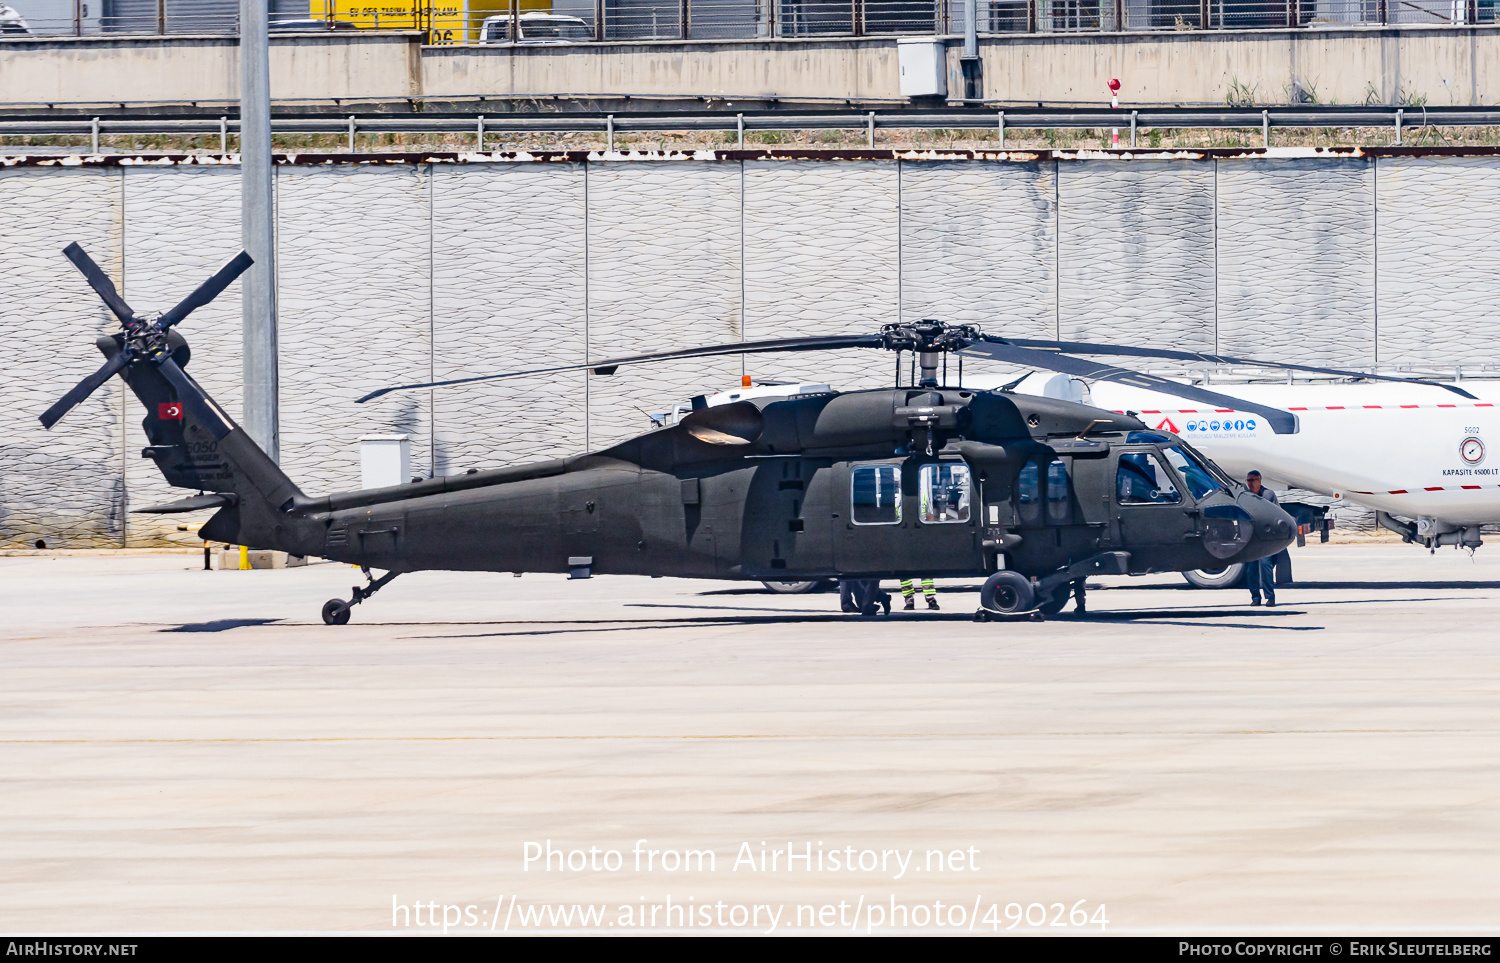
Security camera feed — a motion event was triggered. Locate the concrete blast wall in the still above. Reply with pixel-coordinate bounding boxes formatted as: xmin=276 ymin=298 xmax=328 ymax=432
xmin=2 ymin=27 xmax=1499 ymax=106
xmin=0 ymin=32 xmax=423 ymax=105
xmin=2 ymin=149 xmax=1498 ymax=548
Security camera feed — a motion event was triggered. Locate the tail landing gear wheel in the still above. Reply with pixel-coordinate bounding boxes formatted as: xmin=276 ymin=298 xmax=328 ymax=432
xmin=980 ymin=571 xmax=1034 ymax=616
xmin=321 ymin=599 xmax=351 ymax=625
xmin=319 ymin=569 xmax=402 ymax=626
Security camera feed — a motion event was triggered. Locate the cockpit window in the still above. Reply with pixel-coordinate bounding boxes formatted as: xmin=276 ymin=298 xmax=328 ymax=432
xmin=1161 ymin=445 xmax=1221 ymax=500
xmin=1126 ymin=431 xmax=1174 ymax=445
xmin=1180 ymin=439 xmax=1237 ymax=488
xmin=1117 ymin=452 xmax=1182 ymax=504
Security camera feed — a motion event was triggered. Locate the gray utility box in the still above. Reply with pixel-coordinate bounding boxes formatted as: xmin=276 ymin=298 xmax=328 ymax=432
xmin=898 ymin=38 xmax=948 ymax=99
xmin=360 ymin=434 xmax=412 ymax=490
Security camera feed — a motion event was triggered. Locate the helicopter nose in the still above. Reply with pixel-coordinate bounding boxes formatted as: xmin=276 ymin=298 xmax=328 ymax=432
xmin=1238 ymin=494 xmax=1296 ymax=555
xmin=1264 ymin=515 xmax=1292 ymax=543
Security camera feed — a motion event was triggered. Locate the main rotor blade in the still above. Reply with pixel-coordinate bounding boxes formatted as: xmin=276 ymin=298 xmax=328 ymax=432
xmin=993 ymin=336 xmax=1478 ymax=400
xmin=157 ymin=251 xmax=254 ymax=329
xmin=961 ymin=340 xmax=1300 ymax=434
xmin=355 ymin=333 xmax=885 ymax=404
xmin=38 ymin=352 xmax=130 ymax=429
xmin=156 ymin=357 xmax=232 ymax=440
xmin=62 ymin=242 xmax=134 ymax=325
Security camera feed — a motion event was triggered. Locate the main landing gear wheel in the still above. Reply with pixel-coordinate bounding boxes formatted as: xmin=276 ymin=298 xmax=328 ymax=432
xmin=979 ymin=571 xmax=1034 ymax=618
xmin=321 ymin=599 xmax=351 ymax=625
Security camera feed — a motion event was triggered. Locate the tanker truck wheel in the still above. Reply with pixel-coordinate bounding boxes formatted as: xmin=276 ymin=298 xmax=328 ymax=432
xmin=1182 ymin=563 xmax=1246 ymax=589
xmin=762 ymin=580 xmax=825 ymax=594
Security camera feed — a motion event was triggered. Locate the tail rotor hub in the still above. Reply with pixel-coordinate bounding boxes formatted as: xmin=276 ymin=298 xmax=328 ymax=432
xmin=128 ymin=313 xmax=171 ymax=361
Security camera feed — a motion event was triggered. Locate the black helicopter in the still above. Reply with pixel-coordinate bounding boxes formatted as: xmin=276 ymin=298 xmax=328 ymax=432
xmin=40 ymin=244 xmax=1469 ymax=624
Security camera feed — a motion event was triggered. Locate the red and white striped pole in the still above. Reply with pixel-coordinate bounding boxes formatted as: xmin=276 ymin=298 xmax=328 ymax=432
xmin=1108 ymin=77 xmax=1122 ymax=149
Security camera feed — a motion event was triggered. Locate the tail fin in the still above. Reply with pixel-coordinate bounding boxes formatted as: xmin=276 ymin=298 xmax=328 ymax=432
xmin=114 ymin=333 xmax=321 ymax=555
xmin=43 ymin=241 xmax=320 ymax=554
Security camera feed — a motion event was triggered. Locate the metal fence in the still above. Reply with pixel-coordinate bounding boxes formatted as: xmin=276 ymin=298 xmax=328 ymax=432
xmin=3 ymin=0 xmax=1494 ymax=40
xmin=2 ymin=0 xmax=307 ymax=36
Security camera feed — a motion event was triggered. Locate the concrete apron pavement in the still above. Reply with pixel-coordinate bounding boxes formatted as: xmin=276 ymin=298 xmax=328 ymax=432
xmin=1 ymin=544 xmax=1497 ymax=934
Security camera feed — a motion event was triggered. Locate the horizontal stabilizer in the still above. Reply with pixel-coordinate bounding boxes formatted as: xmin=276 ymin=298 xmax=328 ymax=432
xmin=132 ymin=493 xmax=238 ymax=514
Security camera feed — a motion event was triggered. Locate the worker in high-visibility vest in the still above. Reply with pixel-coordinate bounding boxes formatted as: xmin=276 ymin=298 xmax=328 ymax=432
xmin=900 ymin=577 xmax=938 ymax=610
xmin=897 ymin=468 xmax=955 ymax=611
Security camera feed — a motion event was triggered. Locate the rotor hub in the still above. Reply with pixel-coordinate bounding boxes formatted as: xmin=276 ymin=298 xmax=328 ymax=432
xmin=879 ymin=320 xmax=981 ymax=355
xmin=880 ymin=321 xmax=980 ymax=387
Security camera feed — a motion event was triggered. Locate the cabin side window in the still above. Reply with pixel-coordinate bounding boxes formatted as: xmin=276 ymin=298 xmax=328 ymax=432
xmin=1016 ymin=460 xmax=1042 ymax=526
xmin=1045 ymin=459 xmax=1071 ymax=524
xmin=1117 ymin=452 xmax=1182 ymax=504
xmin=850 ymin=465 xmax=902 ymax=525
xmin=919 ymin=463 xmax=971 ymax=523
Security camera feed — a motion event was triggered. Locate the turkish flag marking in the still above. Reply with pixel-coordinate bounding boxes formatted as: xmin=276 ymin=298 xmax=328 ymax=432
xmin=158 ymin=402 xmax=183 ymax=420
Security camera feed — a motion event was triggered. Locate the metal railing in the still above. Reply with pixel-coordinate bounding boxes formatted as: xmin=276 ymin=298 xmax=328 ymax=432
xmin=1 ymin=0 xmax=308 ymax=36
xmin=2 ymin=0 xmax=1494 ymax=40
xmin=2 ymin=104 xmax=1498 ymax=151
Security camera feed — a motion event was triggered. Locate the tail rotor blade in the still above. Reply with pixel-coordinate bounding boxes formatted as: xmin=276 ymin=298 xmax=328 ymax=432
xmin=157 ymin=251 xmax=254 ymax=330
xmin=62 ymin=242 xmax=135 ymax=325
xmin=38 ymin=352 xmax=130 ymax=429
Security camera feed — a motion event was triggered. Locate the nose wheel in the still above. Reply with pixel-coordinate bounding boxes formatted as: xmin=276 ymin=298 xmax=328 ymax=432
xmin=321 ymin=568 xmax=400 ymax=625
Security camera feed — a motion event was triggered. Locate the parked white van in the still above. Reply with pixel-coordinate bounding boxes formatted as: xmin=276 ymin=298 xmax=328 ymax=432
xmin=478 ymin=12 xmax=591 ymax=42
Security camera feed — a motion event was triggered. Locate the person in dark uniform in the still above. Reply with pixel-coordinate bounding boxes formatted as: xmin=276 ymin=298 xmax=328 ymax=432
xmin=1244 ymin=469 xmax=1295 ymax=588
xmin=839 ymin=579 xmax=858 ymax=612
xmin=839 ymin=579 xmax=891 ymax=616
xmin=1245 ymin=470 xmax=1278 ymax=607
